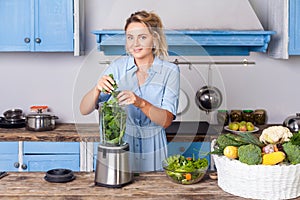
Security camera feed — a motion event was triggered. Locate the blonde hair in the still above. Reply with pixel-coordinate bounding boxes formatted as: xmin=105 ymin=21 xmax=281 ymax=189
xmin=125 ymin=10 xmax=168 ymax=58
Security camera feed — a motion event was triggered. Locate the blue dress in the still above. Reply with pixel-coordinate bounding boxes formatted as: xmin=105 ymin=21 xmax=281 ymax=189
xmin=98 ymin=56 xmax=180 ymax=172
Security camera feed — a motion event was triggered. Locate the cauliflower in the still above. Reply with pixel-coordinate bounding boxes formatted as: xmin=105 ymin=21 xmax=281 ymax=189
xmin=259 ymin=126 xmax=293 ymax=144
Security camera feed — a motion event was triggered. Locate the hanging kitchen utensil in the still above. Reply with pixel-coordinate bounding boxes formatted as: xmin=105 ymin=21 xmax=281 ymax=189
xmin=195 ymin=65 xmax=222 ymax=113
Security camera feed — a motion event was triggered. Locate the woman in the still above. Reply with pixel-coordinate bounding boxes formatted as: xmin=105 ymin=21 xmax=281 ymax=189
xmin=80 ymin=10 xmax=180 ymax=172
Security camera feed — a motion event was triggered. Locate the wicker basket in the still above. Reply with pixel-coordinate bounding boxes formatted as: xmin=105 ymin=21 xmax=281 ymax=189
xmin=212 ymin=140 xmax=300 ymax=199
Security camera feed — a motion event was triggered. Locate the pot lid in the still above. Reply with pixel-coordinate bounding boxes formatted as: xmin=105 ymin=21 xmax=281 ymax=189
xmin=26 ymin=113 xmax=53 ymax=118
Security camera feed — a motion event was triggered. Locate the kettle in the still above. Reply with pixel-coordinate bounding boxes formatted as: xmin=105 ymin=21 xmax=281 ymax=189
xmin=283 ymin=113 xmax=300 ymax=133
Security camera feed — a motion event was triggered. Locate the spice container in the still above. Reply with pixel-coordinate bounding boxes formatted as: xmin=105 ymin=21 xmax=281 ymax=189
xmin=254 ymin=109 xmax=267 ymax=125
xmin=217 ymin=110 xmax=229 ymax=126
xmin=230 ymin=110 xmax=242 ymax=122
xmin=242 ymin=110 xmax=254 ymax=123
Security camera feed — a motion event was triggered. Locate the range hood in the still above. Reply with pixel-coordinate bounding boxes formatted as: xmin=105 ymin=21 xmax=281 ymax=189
xmin=92 ymin=0 xmax=275 ymax=56
xmin=93 ymin=30 xmax=274 ymax=56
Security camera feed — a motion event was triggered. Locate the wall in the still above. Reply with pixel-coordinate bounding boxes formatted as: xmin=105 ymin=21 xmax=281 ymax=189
xmin=1 ymin=0 xmax=300 ymax=124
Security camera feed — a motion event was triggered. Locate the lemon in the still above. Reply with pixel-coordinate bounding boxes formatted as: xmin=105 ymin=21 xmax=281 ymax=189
xmin=223 ymin=146 xmax=238 ymax=159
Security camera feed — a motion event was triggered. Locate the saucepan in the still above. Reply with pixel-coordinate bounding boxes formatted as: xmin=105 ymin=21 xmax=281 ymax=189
xmin=3 ymin=108 xmax=25 ymax=123
xmin=26 ymin=106 xmax=58 ymax=131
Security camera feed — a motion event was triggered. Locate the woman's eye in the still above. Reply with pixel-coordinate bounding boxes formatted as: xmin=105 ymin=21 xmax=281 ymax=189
xmin=140 ymin=35 xmax=147 ymax=40
xmin=127 ymin=36 xmax=133 ymax=40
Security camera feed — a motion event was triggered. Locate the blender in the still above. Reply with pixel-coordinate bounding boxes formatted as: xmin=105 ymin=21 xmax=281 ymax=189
xmin=94 ymin=101 xmax=133 ymax=188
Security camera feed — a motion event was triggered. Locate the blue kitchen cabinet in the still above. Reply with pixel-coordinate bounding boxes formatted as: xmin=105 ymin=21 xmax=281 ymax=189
xmin=22 ymin=142 xmax=80 ymax=171
xmin=93 ymin=142 xmax=211 ymax=170
xmin=0 ymin=142 xmax=19 ymax=171
xmin=167 ymin=142 xmax=211 ymax=166
xmin=289 ymin=0 xmax=300 ymax=55
xmin=0 ymin=0 xmax=74 ymax=52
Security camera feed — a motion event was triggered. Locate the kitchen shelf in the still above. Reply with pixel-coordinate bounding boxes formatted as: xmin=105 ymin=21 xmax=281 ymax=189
xmin=93 ymin=29 xmax=275 ymax=56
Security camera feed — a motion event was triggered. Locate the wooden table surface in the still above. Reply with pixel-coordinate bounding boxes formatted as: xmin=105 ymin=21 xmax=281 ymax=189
xmin=0 ymin=172 xmax=249 ymax=200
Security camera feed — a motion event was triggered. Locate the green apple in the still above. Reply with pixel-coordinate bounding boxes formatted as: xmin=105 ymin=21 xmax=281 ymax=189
xmin=239 ymin=121 xmax=247 ymax=126
xmin=228 ymin=122 xmax=239 ymax=131
xmin=246 ymin=122 xmax=255 ymax=131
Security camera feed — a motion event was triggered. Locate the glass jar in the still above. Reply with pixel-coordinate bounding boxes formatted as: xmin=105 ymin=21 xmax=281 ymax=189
xmin=217 ymin=110 xmax=229 ymax=126
xmin=254 ymin=109 xmax=267 ymax=125
xmin=230 ymin=110 xmax=243 ymax=122
xmin=99 ymin=102 xmax=127 ymax=145
xmin=242 ymin=110 xmax=254 ymax=123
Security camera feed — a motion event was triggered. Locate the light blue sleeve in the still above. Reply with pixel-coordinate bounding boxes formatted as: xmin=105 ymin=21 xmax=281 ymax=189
xmin=161 ymin=63 xmax=180 ymax=118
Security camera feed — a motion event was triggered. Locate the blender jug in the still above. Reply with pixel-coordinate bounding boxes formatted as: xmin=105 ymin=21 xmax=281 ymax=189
xmin=95 ymin=102 xmax=133 ymax=187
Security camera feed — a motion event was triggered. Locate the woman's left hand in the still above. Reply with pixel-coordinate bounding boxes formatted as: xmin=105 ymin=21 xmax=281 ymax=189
xmin=117 ymin=90 xmax=143 ymax=107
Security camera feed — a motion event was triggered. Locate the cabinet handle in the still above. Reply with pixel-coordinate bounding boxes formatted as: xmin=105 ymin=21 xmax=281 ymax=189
xmin=24 ymin=37 xmax=30 ymax=43
xmin=35 ymin=38 xmax=41 ymax=44
xmin=14 ymin=162 xmax=20 ymax=168
xmin=21 ymin=164 xmax=27 ymax=170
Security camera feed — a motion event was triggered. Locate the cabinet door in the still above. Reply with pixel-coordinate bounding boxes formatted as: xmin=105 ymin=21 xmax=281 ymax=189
xmin=0 ymin=0 xmax=73 ymax=52
xmin=0 ymin=142 xmax=19 ymax=171
xmin=34 ymin=0 xmax=74 ymax=51
xmin=289 ymin=0 xmax=300 ymax=55
xmin=167 ymin=142 xmax=211 ymax=165
xmin=0 ymin=0 xmax=31 ymax=51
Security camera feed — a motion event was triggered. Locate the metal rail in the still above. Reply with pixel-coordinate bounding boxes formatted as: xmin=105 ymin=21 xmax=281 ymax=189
xmin=98 ymin=59 xmax=255 ymax=66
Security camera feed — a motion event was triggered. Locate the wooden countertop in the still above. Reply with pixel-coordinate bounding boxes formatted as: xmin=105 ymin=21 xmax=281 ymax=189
xmin=0 ymin=172 xmax=248 ymax=200
xmin=0 ymin=123 xmax=273 ymax=142
xmin=0 ymin=123 xmax=219 ymax=142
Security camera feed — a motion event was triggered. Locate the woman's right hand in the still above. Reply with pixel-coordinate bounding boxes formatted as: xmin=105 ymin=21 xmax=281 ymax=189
xmin=96 ymin=74 xmax=116 ymax=93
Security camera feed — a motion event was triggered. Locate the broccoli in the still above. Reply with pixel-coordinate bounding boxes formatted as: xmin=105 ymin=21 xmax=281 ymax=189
xmin=282 ymin=142 xmax=300 ymax=164
xmin=238 ymin=144 xmax=262 ymax=165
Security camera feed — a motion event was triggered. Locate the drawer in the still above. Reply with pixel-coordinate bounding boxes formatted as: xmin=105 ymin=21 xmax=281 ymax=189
xmin=0 ymin=142 xmax=18 ymax=154
xmin=23 ymin=154 xmax=80 ymax=171
xmin=24 ymin=142 xmax=80 ymax=154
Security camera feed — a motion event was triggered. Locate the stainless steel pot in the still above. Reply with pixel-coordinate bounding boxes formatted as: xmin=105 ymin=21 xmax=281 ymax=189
xmin=195 ymin=85 xmax=222 ymax=113
xmin=26 ymin=113 xmax=58 ymax=131
xmin=283 ymin=113 xmax=300 ymax=133
xmin=3 ymin=108 xmax=25 ymax=122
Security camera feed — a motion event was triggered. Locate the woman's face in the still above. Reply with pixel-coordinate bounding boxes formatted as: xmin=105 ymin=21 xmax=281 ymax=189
xmin=126 ymin=22 xmax=154 ymax=60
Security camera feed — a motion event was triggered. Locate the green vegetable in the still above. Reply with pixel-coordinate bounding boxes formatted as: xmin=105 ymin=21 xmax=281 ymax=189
xmin=212 ymin=133 xmax=264 ymax=155
xmin=290 ymin=131 xmax=300 ymax=146
xmin=163 ymin=155 xmax=208 ymax=184
xmin=238 ymin=144 xmax=262 ymax=165
xmin=102 ymin=74 xmax=118 ymax=97
xmin=216 ymin=134 xmax=246 ymax=149
xmin=99 ymin=74 xmax=126 ymax=145
xmin=282 ymin=142 xmax=300 ymax=164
